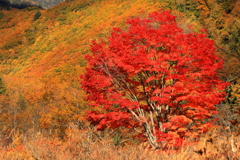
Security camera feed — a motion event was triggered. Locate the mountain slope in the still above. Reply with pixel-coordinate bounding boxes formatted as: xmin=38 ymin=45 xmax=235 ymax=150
xmin=0 ymin=0 xmax=167 ymax=136
xmin=0 ymin=0 xmax=239 ymax=137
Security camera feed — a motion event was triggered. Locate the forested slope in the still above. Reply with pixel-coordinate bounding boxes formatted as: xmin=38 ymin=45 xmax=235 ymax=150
xmin=0 ymin=0 xmax=239 ymax=142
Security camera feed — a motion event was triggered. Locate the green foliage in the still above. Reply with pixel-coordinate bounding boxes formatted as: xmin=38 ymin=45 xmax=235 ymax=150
xmin=178 ymin=0 xmax=200 ymax=18
xmin=0 ymin=78 xmax=6 ymax=95
xmin=24 ymin=6 xmax=41 ymax=11
xmin=62 ymin=65 xmax=74 ymax=74
xmin=56 ymin=15 xmax=67 ymax=23
xmin=71 ymin=28 xmax=77 ymax=32
xmin=228 ymin=27 xmax=240 ymax=57
xmin=217 ymin=0 xmax=232 ymax=13
xmin=33 ymin=10 xmax=41 ymax=21
xmin=24 ymin=28 xmax=36 ymax=45
xmin=112 ymin=133 xmax=122 ymax=146
xmin=17 ymin=94 xmax=27 ymax=111
xmin=79 ymin=60 xmax=86 ymax=67
xmin=2 ymin=37 xmax=23 ymax=50
xmin=0 ymin=12 xmax=5 ymax=19
xmin=69 ymin=0 xmax=101 ymax=11
xmin=54 ymin=67 xmax=62 ymax=73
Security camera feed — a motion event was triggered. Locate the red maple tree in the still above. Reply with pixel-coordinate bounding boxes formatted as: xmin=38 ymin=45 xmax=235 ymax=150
xmin=81 ymin=10 xmax=228 ymax=149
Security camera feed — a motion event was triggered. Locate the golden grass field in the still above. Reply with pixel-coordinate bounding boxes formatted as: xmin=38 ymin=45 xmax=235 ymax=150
xmin=0 ymin=125 xmax=239 ymax=160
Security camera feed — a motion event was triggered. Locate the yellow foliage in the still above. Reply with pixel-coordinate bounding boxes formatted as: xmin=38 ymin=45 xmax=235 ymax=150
xmin=0 ymin=0 xmax=239 ymax=139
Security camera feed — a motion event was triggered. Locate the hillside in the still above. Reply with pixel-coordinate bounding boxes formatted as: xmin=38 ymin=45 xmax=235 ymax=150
xmin=0 ymin=0 xmax=239 ymax=157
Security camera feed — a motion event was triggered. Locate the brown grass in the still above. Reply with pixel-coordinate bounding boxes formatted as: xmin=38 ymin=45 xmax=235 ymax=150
xmin=0 ymin=127 xmax=239 ymax=160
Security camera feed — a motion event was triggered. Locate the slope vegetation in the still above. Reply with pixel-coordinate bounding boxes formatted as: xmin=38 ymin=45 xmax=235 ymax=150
xmin=0 ymin=0 xmax=239 ymax=139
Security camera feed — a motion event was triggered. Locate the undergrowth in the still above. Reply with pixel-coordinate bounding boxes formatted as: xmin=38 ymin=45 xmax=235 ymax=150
xmin=0 ymin=125 xmax=239 ymax=160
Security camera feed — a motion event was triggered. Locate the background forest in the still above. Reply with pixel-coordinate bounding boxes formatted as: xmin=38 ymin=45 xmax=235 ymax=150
xmin=0 ymin=0 xmax=239 ymax=159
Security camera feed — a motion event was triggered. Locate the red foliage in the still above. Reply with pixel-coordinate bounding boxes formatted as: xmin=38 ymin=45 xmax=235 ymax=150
xmin=81 ymin=10 xmax=228 ymax=149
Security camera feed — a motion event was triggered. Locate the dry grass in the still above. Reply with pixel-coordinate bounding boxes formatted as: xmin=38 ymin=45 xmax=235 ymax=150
xmin=0 ymin=127 xmax=239 ymax=160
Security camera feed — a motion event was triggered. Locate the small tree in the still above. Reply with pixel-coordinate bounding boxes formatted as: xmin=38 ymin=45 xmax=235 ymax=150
xmin=33 ymin=10 xmax=41 ymax=21
xmin=81 ymin=10 xmax=228 ymax=149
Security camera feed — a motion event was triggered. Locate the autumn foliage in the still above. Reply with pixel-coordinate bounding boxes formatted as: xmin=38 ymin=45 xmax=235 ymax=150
xmin=81 ymin=10 xmax=228 ymax=149
xmin=0 ymin=0 xmax=239 ymax=157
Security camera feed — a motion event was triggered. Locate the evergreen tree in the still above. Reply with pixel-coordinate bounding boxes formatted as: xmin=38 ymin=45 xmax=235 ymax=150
xmin=33 ymin=10 xmax=41 ymax=21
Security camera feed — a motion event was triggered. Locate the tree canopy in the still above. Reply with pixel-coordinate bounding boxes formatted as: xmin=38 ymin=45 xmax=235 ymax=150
xmin=81 ymin=10 xmax=228 ymax=149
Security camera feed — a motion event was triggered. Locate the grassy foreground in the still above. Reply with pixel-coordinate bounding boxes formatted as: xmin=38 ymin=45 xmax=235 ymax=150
xmin=0 ymin=126 xmax=239 ymax=160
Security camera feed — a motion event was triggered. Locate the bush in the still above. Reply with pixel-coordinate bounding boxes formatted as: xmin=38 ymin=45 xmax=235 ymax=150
xmin=33 ymin=10 xmax=41 ymax=21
